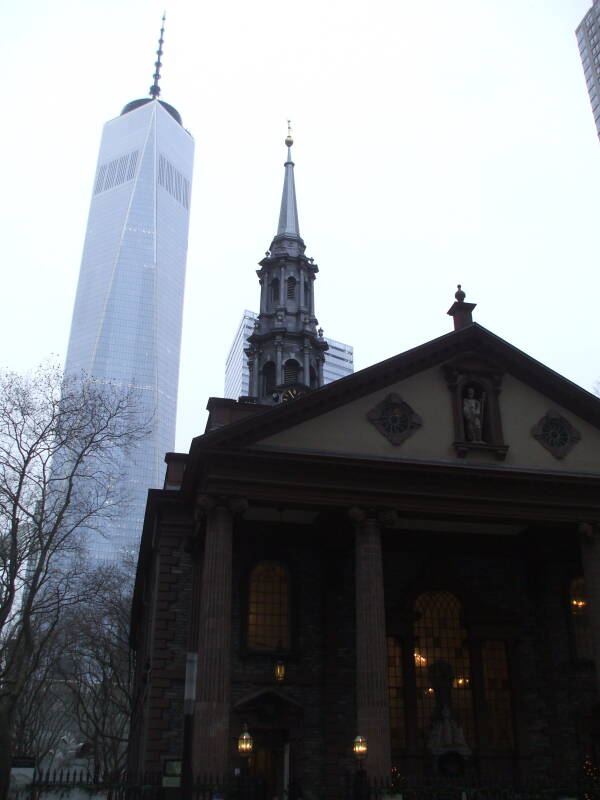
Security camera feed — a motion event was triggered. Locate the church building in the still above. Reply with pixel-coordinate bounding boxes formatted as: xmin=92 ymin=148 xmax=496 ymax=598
xmin=128 ymin=135 xmax=600 ymax=798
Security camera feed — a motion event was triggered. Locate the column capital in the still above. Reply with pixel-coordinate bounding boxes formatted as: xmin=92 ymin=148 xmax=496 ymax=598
xmin=195 ymin=494 xmax=248 ymax=521
xmin=348 ymin=507 xmax=378 ymax=528
xmin=349 ymin=507 xmax=399 ymax=529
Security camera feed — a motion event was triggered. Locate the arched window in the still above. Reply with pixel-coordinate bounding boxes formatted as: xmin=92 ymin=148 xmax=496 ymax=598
xmin=262 ymin=362 xmax=276 ymax=395
xmin=248 ymin=562 xmax=290 ymax=651
xmin=414 ymin=591 xmax=474 ymax=747
xmin=283 ymin=359 xmax=299 ymax=385
xmin=270 ymin=279 xmax=280 ymax=304
xmin=287 ymin=276 xmax=297 ymax=300
xmin=571 ymin=577 xmax=593 ymax=660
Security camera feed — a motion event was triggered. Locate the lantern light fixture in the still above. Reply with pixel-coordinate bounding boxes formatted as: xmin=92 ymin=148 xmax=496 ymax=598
xmin=353 ymin=735 xmax=367 ymax=760
xmin=238 ymin=723 xmax=253 ymax=757
xmin=274 ymin=660 xmax=286 ymax=683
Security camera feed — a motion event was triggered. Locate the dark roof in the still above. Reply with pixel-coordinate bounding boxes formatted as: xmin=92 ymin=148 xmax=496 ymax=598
xmin=120 ymin=98 xmax=183 ymax=125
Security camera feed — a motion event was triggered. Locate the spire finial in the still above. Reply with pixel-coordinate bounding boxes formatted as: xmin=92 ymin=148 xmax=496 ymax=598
xmin=285 ymin=120 xmax=294 ymax=149
xmin=149 ymin=13 xmax=166 ymax=99
xmin=275 ymin=121 xmax=300 ymax=241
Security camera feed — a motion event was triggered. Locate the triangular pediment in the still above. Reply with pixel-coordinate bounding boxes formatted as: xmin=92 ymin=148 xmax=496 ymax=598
xmin=193 ymin=324 xmax=600 ymax=476
xmin=255 ymin=366 xmax=600 ymax=473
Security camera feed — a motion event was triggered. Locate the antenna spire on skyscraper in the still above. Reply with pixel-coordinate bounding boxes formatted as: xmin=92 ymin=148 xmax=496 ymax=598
xmin=150 ymin=12 xmax=166 ymax=99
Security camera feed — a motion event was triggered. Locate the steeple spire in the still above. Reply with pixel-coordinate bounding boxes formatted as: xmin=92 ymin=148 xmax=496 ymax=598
xmin=276 ymin=121 xmax=301 ymax=239
xmin=149 ymin=13 xmax=166 ymax=99
xmin=270 ymin=122 xmax=305 ymax=259
xmin=245 ymin=128 xmax=328 ymax=404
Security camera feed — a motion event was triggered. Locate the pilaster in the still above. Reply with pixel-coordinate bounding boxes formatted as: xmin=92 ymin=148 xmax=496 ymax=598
xmin=303 ymin=345 xmax=311 ymax=385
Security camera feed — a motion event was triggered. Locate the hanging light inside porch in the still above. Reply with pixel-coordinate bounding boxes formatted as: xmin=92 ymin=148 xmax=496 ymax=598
xmin=274 ymin=660 xmax=286 ymax=682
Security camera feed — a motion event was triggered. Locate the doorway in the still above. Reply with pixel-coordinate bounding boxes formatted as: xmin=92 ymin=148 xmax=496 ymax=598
xmin=249 ymin=729 xmax=289 ymax=800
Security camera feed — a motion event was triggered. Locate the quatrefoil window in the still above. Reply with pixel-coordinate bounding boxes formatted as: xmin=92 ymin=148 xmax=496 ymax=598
xmin=367 ymin=394 xmax=422 ymax=446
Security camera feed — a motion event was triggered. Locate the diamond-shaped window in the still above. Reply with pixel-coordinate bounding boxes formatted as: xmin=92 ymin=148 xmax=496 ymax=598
xmin=367 ymin=394 xmax=422 ymax=446
xmin=531 ymin=410 xmax=581 ymax=459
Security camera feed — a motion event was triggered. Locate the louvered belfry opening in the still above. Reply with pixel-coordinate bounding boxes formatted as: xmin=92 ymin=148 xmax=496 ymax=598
xmin=287 ymin=276 xmax=297 ymax=299
xmin=283 ymin=360 xmax=299 ymax=385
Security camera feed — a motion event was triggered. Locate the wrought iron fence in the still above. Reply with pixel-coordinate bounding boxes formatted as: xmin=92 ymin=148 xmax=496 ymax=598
xmin=346 ymin=773 xmax=600 ymax=800
xmin=11 ymin=770 xmax=600 ymax=800
xmin=12 ymin=771 xmax=268 ymax=800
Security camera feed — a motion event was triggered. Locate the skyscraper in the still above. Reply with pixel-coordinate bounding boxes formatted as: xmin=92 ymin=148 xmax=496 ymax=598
xmin=224 ymin=310 xmax=354 ymax=400
xmin=576 ymin=0 xmax=600 ymax=139
xmin=64 ymin=21 xmax=194 ymax=562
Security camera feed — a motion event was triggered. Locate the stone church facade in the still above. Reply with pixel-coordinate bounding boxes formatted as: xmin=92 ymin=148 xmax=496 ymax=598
xmin=128 ymin=304 xmax=600 ymax=797
xmin=127 ymin=138 xmax=600 ymax=798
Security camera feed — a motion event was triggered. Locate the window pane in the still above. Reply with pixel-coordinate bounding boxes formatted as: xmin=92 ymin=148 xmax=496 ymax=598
xmin=248 ymin=563 xmax=290 ymax=650
xmin=414 ymin=591 xmax=474 ymax=747
xmin=387 ymin=637 xmax=406 ymax=749
xmin=482 ymin=640 xmax=514 ymax=750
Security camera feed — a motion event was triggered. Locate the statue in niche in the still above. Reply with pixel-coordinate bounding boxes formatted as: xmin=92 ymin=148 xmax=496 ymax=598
xmin=426 ymin=659 xmax=471 ymax=772
xmin=462 ymin=386 xmax=485 ymax=442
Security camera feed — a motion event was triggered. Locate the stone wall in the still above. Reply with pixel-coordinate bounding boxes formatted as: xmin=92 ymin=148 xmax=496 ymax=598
xmin=131 ymin=512 xmax=596 ymax=792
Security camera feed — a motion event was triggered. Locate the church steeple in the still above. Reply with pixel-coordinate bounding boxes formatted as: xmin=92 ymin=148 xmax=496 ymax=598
xmin=274 ymin=122 xmax=301 ymax=247
xmin=246 ymin=129 xmax=328 ymax=404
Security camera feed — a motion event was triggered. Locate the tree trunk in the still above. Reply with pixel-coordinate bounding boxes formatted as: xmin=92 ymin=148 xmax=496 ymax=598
xmin=0 ymin=703 xmax=14 ymax=800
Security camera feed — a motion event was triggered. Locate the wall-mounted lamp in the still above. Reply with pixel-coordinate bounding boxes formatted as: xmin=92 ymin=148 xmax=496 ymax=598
xmin=274 ymin=660 xmax=286 ymax=683
xmin=353 ymin=735 xmax=367 ymax=761
xmin=238 ymin=723 xmax=253 ymax=757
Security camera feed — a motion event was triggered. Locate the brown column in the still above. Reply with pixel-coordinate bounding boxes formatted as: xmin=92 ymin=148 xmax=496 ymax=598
xmin=580 ymin=522 xmax=600 ymax=698
xmin=351 ymin=508 xmax=391 ymax=781
xmin=192 ymin=496 xmax=244 ymax=778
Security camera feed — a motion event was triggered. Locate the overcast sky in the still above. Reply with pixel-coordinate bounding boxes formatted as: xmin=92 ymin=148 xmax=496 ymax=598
xmin=2 ymin=0 xmax=598 ymax=451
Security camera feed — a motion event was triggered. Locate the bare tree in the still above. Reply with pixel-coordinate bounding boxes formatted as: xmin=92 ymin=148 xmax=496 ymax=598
xmin=58 ymin=564 xmax=133 ymax=781
xmin=0 ymin=363 xmax=149 ymax=799
xmin=10 ymin=636 xmax=69 ymax=769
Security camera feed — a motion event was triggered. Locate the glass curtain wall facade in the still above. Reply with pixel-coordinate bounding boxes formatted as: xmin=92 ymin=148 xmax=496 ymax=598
xmin=65 ymin=99 xmax=194 ymax=562
xmin=224 ymin=310 xmax=354 ymax=400
xmin=577 ymin=0 xmax=600 ymax=139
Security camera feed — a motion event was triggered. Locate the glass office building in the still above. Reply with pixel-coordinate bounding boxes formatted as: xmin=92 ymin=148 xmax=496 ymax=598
xmin=224 ymin=310 xmax=354 ymax=400
xmin=64 ymin=98 xmax=194 ymax=562
xmin=577 ymin=0 xmax=600 ymax=139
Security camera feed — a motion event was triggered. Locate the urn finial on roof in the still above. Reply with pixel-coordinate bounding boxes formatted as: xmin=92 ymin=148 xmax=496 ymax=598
xmin=447 ymin=284 xmax=476 ymax=331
